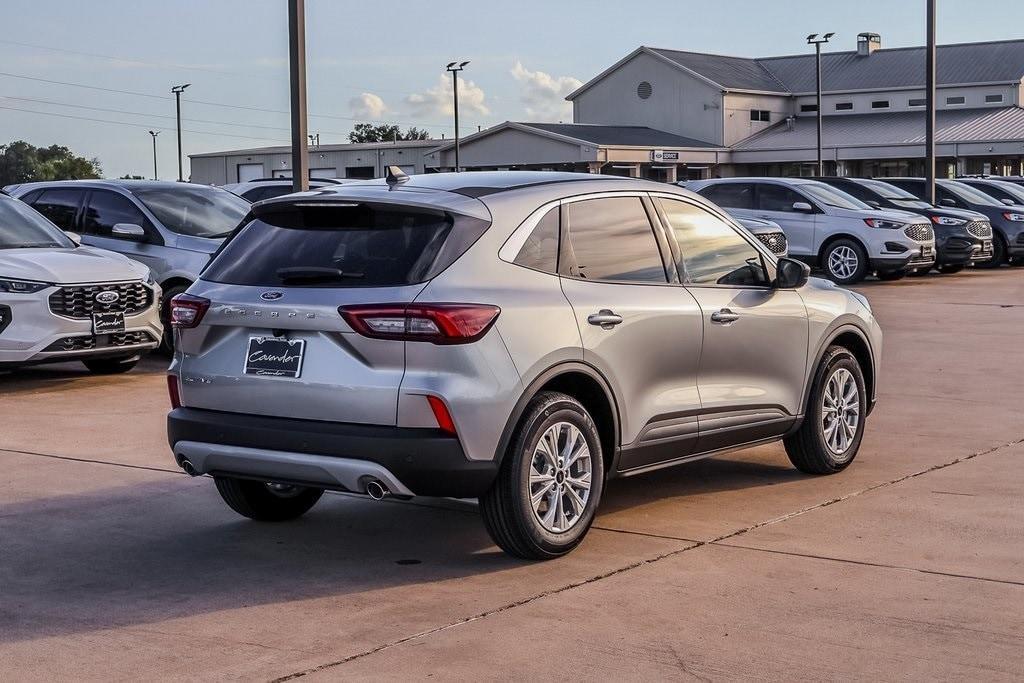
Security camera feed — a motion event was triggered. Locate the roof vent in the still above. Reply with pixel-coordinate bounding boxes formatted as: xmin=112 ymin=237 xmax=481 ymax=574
xmin=857 ymin=32 xmax=881 ymax=57
xmin=637 ymin=81 xmax=653 ymax=100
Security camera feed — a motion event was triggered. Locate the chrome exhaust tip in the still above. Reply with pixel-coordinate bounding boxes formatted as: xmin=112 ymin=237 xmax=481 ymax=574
xmin=180 ymin=458 xmax=199 ymax=477
xmin=365 ymin=479 xmax=389 ymax=500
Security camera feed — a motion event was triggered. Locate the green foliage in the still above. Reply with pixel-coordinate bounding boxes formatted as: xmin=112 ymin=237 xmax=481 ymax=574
xmin=348 ymin=123 xmax=431 ymax=144
xmin=0 ymin=140 xmax=102 ymax=186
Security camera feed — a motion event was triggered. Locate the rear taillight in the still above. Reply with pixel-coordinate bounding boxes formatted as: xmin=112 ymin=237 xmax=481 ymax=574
xmin=167 ymin=374 xmax=181 ymax=409
xmin=339 ymin=304 xmax=500 ymax=344
xmin=170 ymin=293 xmax=210 ymax=328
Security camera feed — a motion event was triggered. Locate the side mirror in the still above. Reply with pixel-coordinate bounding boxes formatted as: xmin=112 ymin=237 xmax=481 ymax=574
xmin=1001 ymin=198 xmax=1016 ymax=206
xmin=939 ymin=198 xmax=956 ymax=207
xmin=64 ymin=231 xmax=81 ymax=246
xmin=792 ymin=201 xmax=814 ymax=213
xmin=865 ymin=199 xmax=881 ymax=208
xmin=111 ymin=223 xmax=147 ymax=241
xmin=775 ymin=257 xmax=810 ymax=289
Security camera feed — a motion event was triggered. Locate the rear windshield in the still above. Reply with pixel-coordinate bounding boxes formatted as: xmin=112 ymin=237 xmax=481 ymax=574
xmin=202 ymin=203 xmax=489 ymax=287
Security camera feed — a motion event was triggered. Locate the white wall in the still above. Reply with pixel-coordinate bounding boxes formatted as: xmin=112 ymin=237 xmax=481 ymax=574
xmin=723 ymin=93 xmax=793 ymax=145
xmin=430 ymin=127 xmax=590 ymax=169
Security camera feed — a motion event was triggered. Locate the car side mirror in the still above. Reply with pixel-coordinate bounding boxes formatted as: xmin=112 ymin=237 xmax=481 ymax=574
xmin=1000 ymin=198 xmax=1016 ymax=206
xmin=792 ymin=201 xmax=814 ymax=213
xmin=64 ymin=231 xmax=81 ymax=245
xmin=939 ymin=198 xmax=956 ymax=207
xmin=775 ymin=257 xmax=810 ymax=289
xmin=865 ymin=199 xmax=881 ymax=208
xmin=111 ymin=223 xmax=147 ymax=241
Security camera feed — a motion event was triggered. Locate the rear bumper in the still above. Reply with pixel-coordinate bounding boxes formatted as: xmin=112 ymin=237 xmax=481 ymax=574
xmin=167 ymin=407 xmax=499 ymax=498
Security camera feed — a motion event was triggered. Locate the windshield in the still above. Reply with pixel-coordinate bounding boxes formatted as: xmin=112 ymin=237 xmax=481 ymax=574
xmin=942 ymin=181 xmax=1004 ymax=207
xmin=132 ymin=185 xmax=249 ymax=238
xmin=801 ymin=183 xmax=871 ymax=210
xmin=858 ymin=179 xmax=932 ymax=208
xmin=0 ymin=197 xmax=75 ymax=249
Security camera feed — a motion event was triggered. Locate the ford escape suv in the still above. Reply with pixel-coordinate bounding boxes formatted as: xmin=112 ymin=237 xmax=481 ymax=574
xmin=167 ymin=171 xmax=881 ymax=560
xmin=688 ymin=177 xmax=935 ymax=284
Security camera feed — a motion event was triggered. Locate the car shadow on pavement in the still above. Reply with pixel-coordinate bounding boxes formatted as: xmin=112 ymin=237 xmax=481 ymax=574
xmin=0 ymin=356 xmax=168 ymax=396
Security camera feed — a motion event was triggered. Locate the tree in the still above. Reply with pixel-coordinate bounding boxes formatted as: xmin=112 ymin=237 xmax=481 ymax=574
xmin=0 ymin=140 xmax=102 ymax=186
xmin=347 ymin=123 xmax=431 ymax=144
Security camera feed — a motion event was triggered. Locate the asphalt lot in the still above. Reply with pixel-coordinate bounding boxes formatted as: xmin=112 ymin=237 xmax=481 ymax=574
xmin=2 ymin=268 xmax=1023 ymax=680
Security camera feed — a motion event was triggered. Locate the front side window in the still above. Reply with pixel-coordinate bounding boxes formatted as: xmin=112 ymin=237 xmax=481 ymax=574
xmin=513 ymin=207 xmax=559 ymax=273
xmin=698 ymin=183 xmax=755 ymax=210
xmin=131 ymin=185 xmax=249 ymax=238
xmin=30 ymin=188 xmax=84 ymax=232
xmin=757 ymin=183 xmax=810 ymax=213
xmin=0 ymin=198 xmax=75 ymax=249
xmin=83 ymin=190 xmax=150 ymax=238
xmin=564 ymin=197 xmax=666 ymax=283
xmin=659 ymin=199 xmax=769 ymax=287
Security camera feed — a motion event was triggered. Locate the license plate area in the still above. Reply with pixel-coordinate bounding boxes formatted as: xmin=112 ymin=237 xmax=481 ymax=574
xmin=93 ymin=312 xmax=125 ymax=334
xmin=244 ymin=336 xmax=305 ymax=378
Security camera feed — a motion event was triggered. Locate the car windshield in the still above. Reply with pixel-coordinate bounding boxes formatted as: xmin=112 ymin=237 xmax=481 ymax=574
xmin=0 ymin=197 xmax=75 ymax=249
xmin=132 ymin=185 xmax=249 ymax=238
xmin=800 ymin=183 xmax=871 ymax=210
xmin=941 ymin=181 xmax=1004 ymax=207
xmin=858 ymin=179 xmax=932 ymax=209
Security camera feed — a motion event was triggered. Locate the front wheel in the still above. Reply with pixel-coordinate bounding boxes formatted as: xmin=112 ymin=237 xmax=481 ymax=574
xmin=821 ymin=239 xmax=868 ymax=284
xmin=82 ymin=354 xmax=140 ymax=374
xmin=784 ymin=346 xmax=867 ymax=475
xmin=480 ymin=391 xmax=604 ymax=560
xmin=214 ymin=477 xmax=324 ymax=521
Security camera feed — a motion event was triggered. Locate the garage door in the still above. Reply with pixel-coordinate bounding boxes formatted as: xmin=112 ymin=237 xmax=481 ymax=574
xmin=237 ymin=163 xmax=264 ymax=182
xmin=310 ymin=167 xmax=338 ymax=179
xmin=272 ymin=168 xmax=292 ymax=179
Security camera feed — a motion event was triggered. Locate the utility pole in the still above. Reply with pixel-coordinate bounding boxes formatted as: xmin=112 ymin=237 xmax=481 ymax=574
xmin=924 ymin=0 xmax=937 ymax=204
xmin=446 ymin=61 xmax=469 ymax=172
xmin=288 ymin=0 xmax=309 ymax=192
xmin=171 ymin=84 xmax=190 ymax=181
xmin=148 ymin=130 xmax=160 ymax=180
xmin=806 ymin=33 xmax=834 ymax=176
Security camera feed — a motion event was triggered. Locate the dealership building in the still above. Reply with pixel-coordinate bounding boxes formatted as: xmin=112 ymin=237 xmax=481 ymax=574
xmin=190 ymin=34 xmax=1024 ymax=184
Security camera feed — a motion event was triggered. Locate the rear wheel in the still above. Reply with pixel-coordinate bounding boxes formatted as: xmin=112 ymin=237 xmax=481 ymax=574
xmin=937 ymin=264 xmax=965 ymax=274
xmin=480 ymin=391 xmax=604 ymax=560
xmin=784 ymin=346 xmax=867 ymax=475
xmin=821 ymin=239 xmax=868 ymax=284
xmin=214 ymin=477 xmax=324 ymax=521
xmin=82 ymin=354 xmax=140 ymax=374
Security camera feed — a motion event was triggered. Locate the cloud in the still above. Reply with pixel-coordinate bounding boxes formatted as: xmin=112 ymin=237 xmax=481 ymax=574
xmin=405 ymin=75 xmax=489 ymax=118
xmin=349 ymin=92 xmax=389 ymax=120
xmin=510 ymin=61 xmax=582 ymax=121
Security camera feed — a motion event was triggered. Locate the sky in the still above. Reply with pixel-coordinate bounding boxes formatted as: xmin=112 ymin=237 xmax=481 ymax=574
xmin=1 ymin=0 xmax=1022 ymax=179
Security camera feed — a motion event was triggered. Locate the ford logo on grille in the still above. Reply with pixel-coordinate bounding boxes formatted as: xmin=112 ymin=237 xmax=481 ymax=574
xmin=260 ymin=291 xmax=284 ymax=301
xmin=95 ymin=291 xmax=120 ymax=305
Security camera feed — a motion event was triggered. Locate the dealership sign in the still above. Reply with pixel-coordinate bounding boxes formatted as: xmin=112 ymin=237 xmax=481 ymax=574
xmin=650 ymin=150 xmax=680 ymax=162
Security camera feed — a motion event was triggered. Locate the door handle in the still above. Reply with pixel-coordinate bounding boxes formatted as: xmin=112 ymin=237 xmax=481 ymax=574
xmin=710 ymin=308 xmax=740 ymax=324
xmin=587 ymin=309 xmax=623 ymax=328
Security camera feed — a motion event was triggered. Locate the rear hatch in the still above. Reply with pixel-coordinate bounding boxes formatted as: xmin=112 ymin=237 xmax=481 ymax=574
xmin=175 ymin=196 xmax=489 ymax=425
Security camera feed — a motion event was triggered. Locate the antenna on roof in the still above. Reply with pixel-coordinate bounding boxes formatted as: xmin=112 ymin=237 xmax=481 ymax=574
xmin=385 ymin=165 xmax=410 ymax=187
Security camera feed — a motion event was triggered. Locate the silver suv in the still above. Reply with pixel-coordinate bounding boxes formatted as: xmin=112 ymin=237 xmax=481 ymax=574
xmin=167 ymin=171 xmax=882 ymax=559
xmin=688 ymin=177 xmax=936 ymax=284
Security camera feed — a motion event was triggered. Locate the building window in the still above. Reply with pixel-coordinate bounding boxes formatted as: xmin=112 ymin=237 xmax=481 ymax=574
xmin=871 ymin=100 xmax=890 ymax=109
xmin=908 ymin=98 xmax=926 ymax=107
xmin=946 ymin=95 xmax=966 ymax=105
xmin=835 ymin=102 xmax=853 ymax=111
xmin=750 ymin=109 xmax=770 ymax=122
xmin=985 ymin=94 xmax=1003 ymax=104
xmin=637 ymin=81 xmax=653 ymax=100
xmin=800 ymin=104 xmax=818 ymax=113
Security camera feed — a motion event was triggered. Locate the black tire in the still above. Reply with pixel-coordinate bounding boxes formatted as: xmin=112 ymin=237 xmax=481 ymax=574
xmin=159 ymin=284 xmax=189 ymax=353
xmin=975 ymin=235 xmax=1006 ymax=269
xmin=907 ymin=267 xmax=932 ymax=277
xmin=821 ymin=239 xmax=869 ymax=285
xmin=876 ymin=271 xmax=906 ymax=281
xmin=214 ymin=477 xmax=324 ymax=521
xmin=1009 ymin=255 xmax=1024 ymax=267
xmin=937 ymin=264 xmax=965 ymax=274
xmin=784 ymin=346 xmax=867 ymax=475
xmin=82 ymin=354 xmax=140 ymax=374
xmin=480 ymin=391 xmax=605 ymax=560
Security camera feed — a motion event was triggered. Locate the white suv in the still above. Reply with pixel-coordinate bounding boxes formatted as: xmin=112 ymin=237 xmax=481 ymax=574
xmin=689 ymin=178 xmax=935 ymax=284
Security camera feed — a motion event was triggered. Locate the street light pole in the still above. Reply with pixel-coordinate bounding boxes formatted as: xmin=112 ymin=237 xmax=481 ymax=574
xmin=806 ymin=33 xmax=834 ymax=176
xmin=148 ymin=130 xmax=160 ymax=180
xmin=924 ymin=0 xmax=937 ymax=204
xmin=446 ymin=61 xmax=469 ymax=172
xmin=171 ymin=83 xmax=190 ymax=182
xmin=288 ymin=0 xmax=309 ymax=193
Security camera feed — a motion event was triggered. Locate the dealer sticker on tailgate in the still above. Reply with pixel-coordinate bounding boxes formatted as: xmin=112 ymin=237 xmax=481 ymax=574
xmin=244 ymin=337 xmax=305 ymax=378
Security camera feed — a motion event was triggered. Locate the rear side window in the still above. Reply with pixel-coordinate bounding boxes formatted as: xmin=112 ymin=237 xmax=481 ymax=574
xmin=513 ymin=207 xmax=559 ymax=273
xmin=564 ymin=197 xmax=666 ymax=283
xmin=203 ymin=203 xmax=489 ymax=288
xmin=698 ymin=183 xmax=754 ymax=210
xmin=31 ymin=188 xmax=84 ymax=231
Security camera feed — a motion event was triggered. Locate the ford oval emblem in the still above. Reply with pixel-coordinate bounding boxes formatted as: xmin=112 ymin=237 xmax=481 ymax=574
xmin=95 ymin=291 xmax=120 ymax=305
xmin=260 ymin=291 xmax=284 ymax=301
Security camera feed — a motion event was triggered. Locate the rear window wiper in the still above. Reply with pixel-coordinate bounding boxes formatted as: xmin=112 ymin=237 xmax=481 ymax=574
xmin=275 ymin=266 xmax=365 ymax=283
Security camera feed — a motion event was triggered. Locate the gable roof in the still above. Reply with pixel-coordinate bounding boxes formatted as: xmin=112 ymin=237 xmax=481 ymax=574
xmin=567 ymin=39 xmax=1024 ymax=100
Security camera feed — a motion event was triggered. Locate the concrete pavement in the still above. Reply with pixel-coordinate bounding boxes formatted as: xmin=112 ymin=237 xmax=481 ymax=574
xmin=1 ymin=268 xmax=1022 ymax=680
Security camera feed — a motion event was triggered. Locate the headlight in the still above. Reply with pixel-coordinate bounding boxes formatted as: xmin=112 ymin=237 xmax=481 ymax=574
xmin=850 ymin=290 xmax=872 ymax=312
xmin=1002 ymin=212 xmax=1024 ymax=222
xmin=863 ymin=218 xmax=906 ymax=229
xmin=142 ymin=269 xmax=156 ymax=286
xmin=930 ymin=215 xmax=967 ymax=226
xmin=0 ymin=278 xmax=50 ymax=293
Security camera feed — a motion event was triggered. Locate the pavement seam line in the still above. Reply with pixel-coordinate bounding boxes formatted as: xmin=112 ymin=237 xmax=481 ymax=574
xmin=0 ymin=448 xmax=183 ymax=475
xmin=268 ymin=435 xmax=1023 ymax=681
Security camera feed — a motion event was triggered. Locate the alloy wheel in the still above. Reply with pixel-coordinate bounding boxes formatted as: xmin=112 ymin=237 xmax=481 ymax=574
xmin=821 ymin=367 xmax=860 ymax=457
xmin=827 ymin=246 xmax=859 ymax=280
xmin=529 ymin=421 xmax=593 ymax=533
